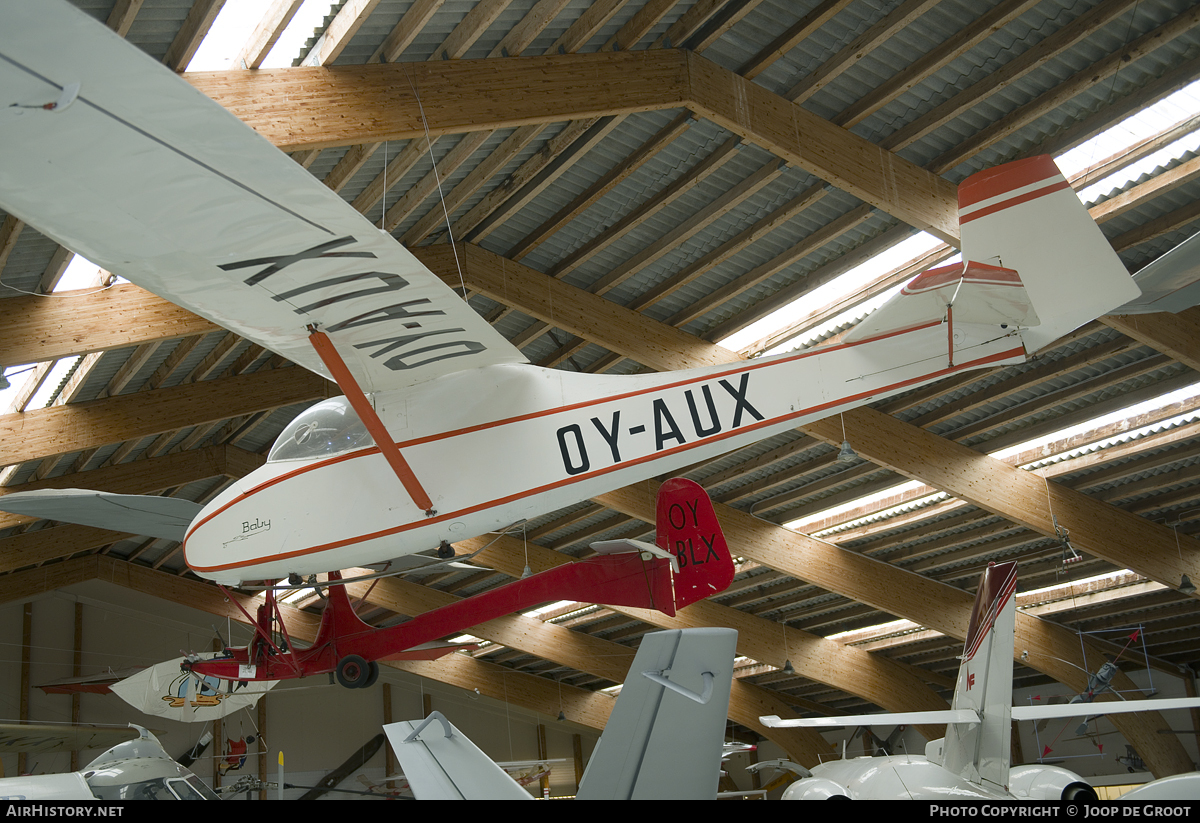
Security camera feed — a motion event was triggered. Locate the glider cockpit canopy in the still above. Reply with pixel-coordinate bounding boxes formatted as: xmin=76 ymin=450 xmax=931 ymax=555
xmin=267 ymin=397 xmax=374 ymax=463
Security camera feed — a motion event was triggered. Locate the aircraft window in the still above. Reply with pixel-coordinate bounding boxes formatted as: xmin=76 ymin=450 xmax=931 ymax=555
xmin=268 ymin=398 xmax=375 ymax=463
xmin=166 ymin=777 xmax=212 ymax=800
xmin=89 ymin=778 xmax=178 ymax=801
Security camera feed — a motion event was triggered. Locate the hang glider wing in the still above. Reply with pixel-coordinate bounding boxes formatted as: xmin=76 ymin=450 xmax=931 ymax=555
xmin=0 ymin=490 xmax=201 ymax=542
xmin=0 ymin=2 xmax=526 ymax=396
xmin=110 ymin=657 xmax=277 ymax=723
xmin=37 ymin=668 xmax=143 ymax=695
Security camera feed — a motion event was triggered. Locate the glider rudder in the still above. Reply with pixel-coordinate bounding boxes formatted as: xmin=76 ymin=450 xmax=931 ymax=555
xmin=656 ymin=478 xmax=734 ymax=611
xmin=958 ymin=155 xmax=1140 ymax=354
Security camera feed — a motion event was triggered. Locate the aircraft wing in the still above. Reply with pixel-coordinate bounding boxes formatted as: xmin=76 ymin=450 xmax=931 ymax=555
xmin=761 ymin=696 xmax=1200 ymax=728
xmin=760 ymin=710 xmax=980 ymax=728
xmin=0 ymin=2 xmax=526 ymax=396
xmin=1012 ymin=696 xmax=1200 ymax=721
xmin=0 ymin=723 xmax=146 ymax=755
xmin=0 ymin=490 xmax=201 ymax=542
xmin=1112 ymin=230 xmax=1200 ymax=315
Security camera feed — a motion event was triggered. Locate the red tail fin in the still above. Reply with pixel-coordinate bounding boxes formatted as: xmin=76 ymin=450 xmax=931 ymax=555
xmin=657 ymin=478 xmax=734 ymax=611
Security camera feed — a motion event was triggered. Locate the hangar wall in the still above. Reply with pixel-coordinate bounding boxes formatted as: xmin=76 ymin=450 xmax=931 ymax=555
xmin=0 ymin=582 xmax=601 ymax=798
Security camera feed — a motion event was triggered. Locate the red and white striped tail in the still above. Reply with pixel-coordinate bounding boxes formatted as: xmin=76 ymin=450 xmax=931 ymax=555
xmin=958 ymin=155 xmax=1140 ymax=354
xmin=940 ymin=561 xmax=1020 ymax=794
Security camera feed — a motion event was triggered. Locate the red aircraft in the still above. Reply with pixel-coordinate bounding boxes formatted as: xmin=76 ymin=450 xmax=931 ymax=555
xmin=184 ymin=477 xmax=734 ymax=689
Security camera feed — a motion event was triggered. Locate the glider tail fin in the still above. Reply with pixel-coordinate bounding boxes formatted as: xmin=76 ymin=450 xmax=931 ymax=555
xmin=656 ymin=478 xmax=735 ymax=611
xmin=933 ymin=561 xmax=1019 ymax=792
xmin=958 ymin=155 xmax=1140 ymax=354
xmin=577 ymin=628 xmax=738 ymax=800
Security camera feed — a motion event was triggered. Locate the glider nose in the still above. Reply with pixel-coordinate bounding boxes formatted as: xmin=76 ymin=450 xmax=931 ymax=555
xmin=182 ymin=489 xmax=259 ymax=585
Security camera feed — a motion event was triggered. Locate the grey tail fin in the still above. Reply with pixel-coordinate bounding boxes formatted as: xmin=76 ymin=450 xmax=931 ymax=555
xmin=576 ymin=627 xmax=737 ymax=800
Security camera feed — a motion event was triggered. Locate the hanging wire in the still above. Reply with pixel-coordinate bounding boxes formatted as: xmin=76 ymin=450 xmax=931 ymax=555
xmin=400 ymin=63 xmax=469 ymax=300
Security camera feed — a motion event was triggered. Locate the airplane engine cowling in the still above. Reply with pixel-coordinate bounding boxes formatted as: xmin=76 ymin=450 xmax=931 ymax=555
xmin=1009 ymin=764 xmax=1098 ymax=802
xmin=780 ymin=777 xmax=852 ymax=800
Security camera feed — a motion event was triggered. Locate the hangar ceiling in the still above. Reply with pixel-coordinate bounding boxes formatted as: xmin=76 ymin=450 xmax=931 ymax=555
xmin=3 ymin=0 xmax=1200 ymax=777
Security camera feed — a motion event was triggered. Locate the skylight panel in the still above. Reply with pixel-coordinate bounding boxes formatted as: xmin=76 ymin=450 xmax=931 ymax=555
xmin=724 ymin=80 xmax=1200 ymax=358
xmin=1056 ymin=79 xmax=1200 ymax=178
xmin=187 ymin=0 xmax=337 ymax=72
xmin=522 ymin=600 xmax=580 ymax=619
xmin=717 ymin=231 xmax=948 ymax=352
xmin=1077 ymin=130 xmax=1200 ymax=206
xmin=261 ymin=1 xmax=339 ymax=69
xmin=784 ymin=382 xmax=1200 ymax=537
xmin=989 ymin=381 xmax=1200 ymax=463
xmin=187 ymin=0 xmax=275 ymax=71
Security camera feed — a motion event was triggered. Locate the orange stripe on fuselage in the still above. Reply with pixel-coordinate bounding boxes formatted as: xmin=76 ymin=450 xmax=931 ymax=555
xmin=184 ymin=339 xmax=1025 ymax=575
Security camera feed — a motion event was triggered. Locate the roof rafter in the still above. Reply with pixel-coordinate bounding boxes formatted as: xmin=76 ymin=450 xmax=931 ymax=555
xmin=458 ymin=532 xmax=954 ymax=741
xmin=341 ymin=574 xmax=831 ymax=762
xmin=184 ymin=49 xmax=959 ymax=242
xmin=0 ymin=284 xmax=219 ymax=370
xmin=0 ymin=367 xmax=329 ymax=469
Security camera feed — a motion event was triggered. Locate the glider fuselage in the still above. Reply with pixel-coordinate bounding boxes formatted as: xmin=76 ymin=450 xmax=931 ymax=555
xmin=184 ymin=321 xmax=1025 ymax=583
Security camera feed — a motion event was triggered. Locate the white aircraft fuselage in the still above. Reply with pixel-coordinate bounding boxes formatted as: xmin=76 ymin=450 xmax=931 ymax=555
xmin=185 ymin=322 xmax=1026 ymax=583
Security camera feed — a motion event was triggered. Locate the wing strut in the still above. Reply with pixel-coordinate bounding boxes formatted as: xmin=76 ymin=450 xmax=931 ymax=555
xmin=307 ymin=327 xmax=435 ymax=515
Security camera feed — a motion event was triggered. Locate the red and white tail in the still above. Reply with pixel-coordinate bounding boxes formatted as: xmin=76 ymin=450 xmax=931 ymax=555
xmin=846 ymin=156 xmax=1139 ymax=354
xmin=959 ymin=155 xmax=1140 ymax=354
xmin=656 ymin=478 xmax=734 ymax=611
xmin=936 ymin=561 xmax=1019 ymax=793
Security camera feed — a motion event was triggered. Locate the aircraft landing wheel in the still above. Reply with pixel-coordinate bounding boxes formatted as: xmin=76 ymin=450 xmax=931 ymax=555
xmin=362 ymin=661 xmax=380 ymax=689
xmin=335 ymin=654 xmax=371 ymax=689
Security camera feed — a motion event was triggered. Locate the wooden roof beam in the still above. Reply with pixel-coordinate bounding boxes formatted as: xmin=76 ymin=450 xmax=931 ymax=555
xmin=458 ymin=533 xmax=953 ymax=741
xmin=881 ymin=0 xmax=1141 ymax=153
xmin=0 ymin=214 xmax=22 ymax=276
xmin=784 ymin=0 xmax=941 ymax=105
xmin=164 ymin=0 xmax=226 ymax=72
xmin=598 ymin=481 xmax=1193 ymax=777
xmin=185 ymin=49 xmax=959 ymax=243
xmin=802 ymin=407 xmax=1200 ymax=603
xmin=0 ymin=284 xmax=217 ymax=369
xmin=930 ymin=5 xmax=1200 ymax=175
xmin=105 ymin=0 xmax=144 ymax=39
xmin=416 ymin=244 xmax=732 ymax=370
xmin=346 ymin=574 xmax=831 ymax=763
xmin=234 ymin=0 xmax=303 ymax=69
xmin=303 ymin=0 xmax=383 ymax=67
xmin=0 ymin=367 xmax=329 ymax=469
xmin=1103 ymin=308 xmax=1200 ymax=374
xmin=833 ymin=0 xmax=1041 ymax=129
xmin=507 ymin=112 xmax=693 ymax=260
